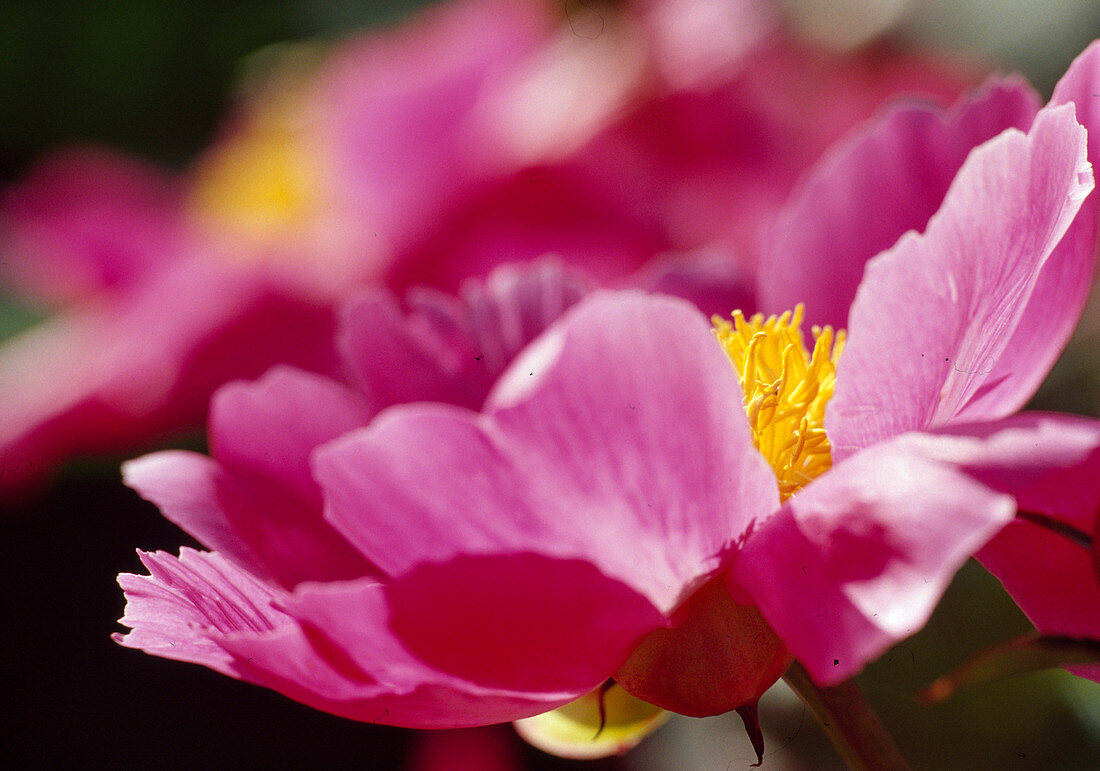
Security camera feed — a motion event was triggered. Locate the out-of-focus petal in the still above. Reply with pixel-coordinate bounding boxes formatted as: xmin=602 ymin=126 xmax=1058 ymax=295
xmin=760 ymin=76 xmax=1041 ymax=328
xmin=316 ymin=293 xmax=777 ymax=616
xmin=315 ymin=0 xmax=550 ymax=263
xmin=340 ymin=260 xmax=593 ymax=413
xmin=0 ymin=259 xmax=339 ymax=494
xmin=0 ymin=147 xmax=181 ymax=306
xmin=828 ymin=104 xmax=1093 ymax=457
xmin=735 ymin=441 xmax=1015 ymax=684
xmin=627 ymin=249 xmax=756 ymax=318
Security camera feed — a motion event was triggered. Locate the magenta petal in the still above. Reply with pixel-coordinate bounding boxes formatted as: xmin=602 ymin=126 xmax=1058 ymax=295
xmin=317 ymin=292 xmax=777 ymax=615
xmin=735 ymin=442 xmax=1015 ymax=684
xmin=315 ymin=0 xmax=548 ymax=257
xmin=888 ymin=413 xmax=1100 ymax=680
xmin=899 ymin=413 xmax=1100 ymax=534
xmin=760 ymin=76 xmax=1040 ymax=329
xmin=0 ymin=258 xmax=340 ymax=494
xmin=127 ymin=367 xmax=377 ymax=588
xmin=0 ymin=147 xmax=181 ymax=306
xmin=970 ymin=43 xmax=1100 ymax=422
xmin=288 ymin=554 xmax=665 ymax=702
xmin=457 ymin=259 xmax=594 ymax=377
xmin=114 ymin=548 xmax=289 ymax=676
xmin=828 ymin=104 xmax=1093 ymax=458
xmin=978 ymin=523 xmax=1100 ymax=682
xmin=339 ymin=260 xmax=592 ymax=413
xmin=265 ymin=578 xmax=598 ymax=728
xmin=123 ymin=451 xmax=265 ymax=572
xmin=626 ymin=248 xmax=756 ymax=318
xmin=117 ymin=550 xmax=577 ymax=728
xmin=209 ymin=366 xmax=370 ymax=505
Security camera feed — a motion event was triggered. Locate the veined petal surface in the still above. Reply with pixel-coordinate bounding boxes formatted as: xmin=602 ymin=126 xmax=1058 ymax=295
xmin=828 ymin=103 xmax=1093 ymax=457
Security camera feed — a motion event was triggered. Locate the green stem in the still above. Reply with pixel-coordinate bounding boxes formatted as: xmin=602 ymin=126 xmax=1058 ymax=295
xmin=782 ymin=661 xmax=910 ymax=771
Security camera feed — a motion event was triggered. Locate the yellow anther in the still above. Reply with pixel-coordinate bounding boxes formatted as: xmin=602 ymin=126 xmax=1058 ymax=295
xmin=713 ymin=304 xmax=844 ymax=501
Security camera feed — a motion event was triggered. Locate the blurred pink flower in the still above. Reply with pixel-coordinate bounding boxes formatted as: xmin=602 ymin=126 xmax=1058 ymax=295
xmin=115 ymin=42 xmax=1100 ymax=757
xmin=0 ymin=0 xmax=978 ymax=494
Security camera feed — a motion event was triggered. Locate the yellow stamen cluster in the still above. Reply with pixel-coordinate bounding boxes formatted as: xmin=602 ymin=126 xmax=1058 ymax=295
xmin=713 ymin=304 xmax=845 ymax=501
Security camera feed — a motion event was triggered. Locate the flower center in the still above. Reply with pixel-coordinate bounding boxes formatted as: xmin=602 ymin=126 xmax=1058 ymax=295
xmin=713 ymin=304 xmax=844 ymax=500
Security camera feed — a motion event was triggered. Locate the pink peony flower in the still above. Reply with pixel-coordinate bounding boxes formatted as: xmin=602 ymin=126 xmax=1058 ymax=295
xmin=0 ymin=0 xmax=978 ymax=494
xmin=115 ymin=42 xmax=1100 ymax=760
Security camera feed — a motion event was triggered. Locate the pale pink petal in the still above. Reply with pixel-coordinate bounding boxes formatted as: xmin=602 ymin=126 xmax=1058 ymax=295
xmin=316 ymin=292 xmax=778 ymax=615
xmin=122 ymin=451 xmax=266 ymax=573
xmin=114 ymin=548 xmax=289 ymax=676
xmin=967 ymin=42 xmax=1100 ymax=419
xmin=760 ymin=76 xmax=1040 ymax=328
xmin=828 ymin=104 xmax=1093 ymax=458
xmin=896 ymin=413 xmax=1100 ymax=534
xmin=0 ymin=147 xmax=181 ymax=306
xmin=209 ymin=366 xmax=371 ymax=504
xmin=735 ymin=441 xmax=1015 ymax=684
xmin=457 ymin=259 xmax=594 ymax=376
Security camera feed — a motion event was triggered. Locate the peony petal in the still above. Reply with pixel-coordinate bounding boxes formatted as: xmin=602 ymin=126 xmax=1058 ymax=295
xmin=0 ymin=258 xmax=340 ymax=494
xmin=894 ymin=412 xmax=1100 ymax=534
xmin=339 ymin=260 xmax=592 ymax=413
xmin=0 ymin=147 xmax=182 ymax=306
xmin=316 ymin=292 xmax=778 ymax=615
xmin=457 ymin=258 xmax=594 ymax=376
xmin=887 ymin=412 xmax=1100 ymax=681
xmin=209 ymin=366 xmax=370 ymax=505
xmin=735 ymin=440 xmax=1015 ymax=684
xmin=966 ymin=42 xmax=1100 ymax=420
xmin=626 ymin=248 xmax=757 ymax=318
xmin=277 ymin=576 xmax=620 ymax=727
xmin=487 ymin=292 xmax=779 ymax=611
xmin=124 ymin=447 xmax=375 ymax=588
xmin=977 ymin=524 xmax=1100 ymax=682
xmin=287 ymin=555 xmax=665 ymax=705
xmin=116 ymin=549 xmax=575 ymax=728
xmin=828 ymin=103 xmax=1093 ymax=458
xmin=760 ymin=76 xmax=1040 ymax=328
xmin=123 ymin=451 xmax=265 ymax=573
xmin=315 ymin=0 xmax=550 ymax=261
xmin=114 ymin=548 xmax=289 ymax=676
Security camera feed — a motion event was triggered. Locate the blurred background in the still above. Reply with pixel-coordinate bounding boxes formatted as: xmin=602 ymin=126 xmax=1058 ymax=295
xmin=2 ymin=1 xmax=1099 ymax=768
